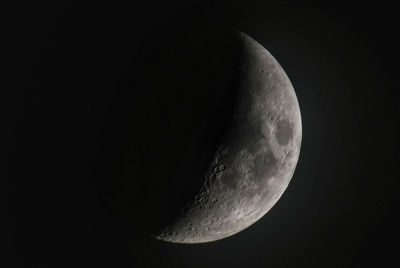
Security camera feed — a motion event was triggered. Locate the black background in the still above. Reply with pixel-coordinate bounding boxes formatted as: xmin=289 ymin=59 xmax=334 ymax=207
xmin=5 ymin=1 xmax=399 ymax=267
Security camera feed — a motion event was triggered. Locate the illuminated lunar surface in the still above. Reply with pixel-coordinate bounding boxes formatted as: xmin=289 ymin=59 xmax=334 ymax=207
xmin=156 ymin=31 xmax=302 ymax=243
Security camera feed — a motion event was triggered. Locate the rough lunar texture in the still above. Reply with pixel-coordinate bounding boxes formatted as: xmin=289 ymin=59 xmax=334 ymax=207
xmin=156 ymin=31 xmax=302 ymax=243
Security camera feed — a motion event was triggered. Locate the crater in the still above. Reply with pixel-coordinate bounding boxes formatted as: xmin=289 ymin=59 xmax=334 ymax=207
xmin=275 ymin=119 xmax=293 ymax=145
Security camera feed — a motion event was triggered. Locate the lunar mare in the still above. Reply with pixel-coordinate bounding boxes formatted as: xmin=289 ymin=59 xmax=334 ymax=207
xmin=155 ymin=31 xmax=302 ymax=243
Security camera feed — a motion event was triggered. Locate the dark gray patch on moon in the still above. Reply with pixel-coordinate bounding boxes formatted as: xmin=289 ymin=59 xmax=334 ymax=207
xmin=252 ymin=150 xmax=278 ymax=182
xmin=275 ymin=119 xmax=293 ymax=146
xmin=226 ymin=121 xmax=267 ymax=155
xmin=221 ymin=168 xmax=241 ymax=189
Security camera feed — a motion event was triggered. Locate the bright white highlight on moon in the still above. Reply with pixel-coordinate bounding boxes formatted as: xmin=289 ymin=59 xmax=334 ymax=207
xmin=156 ymin=30 xmax=302 ymax=244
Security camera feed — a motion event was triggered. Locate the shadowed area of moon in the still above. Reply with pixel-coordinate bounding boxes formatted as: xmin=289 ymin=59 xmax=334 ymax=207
xmin=153 ymin=30 xmax=302 ymax=244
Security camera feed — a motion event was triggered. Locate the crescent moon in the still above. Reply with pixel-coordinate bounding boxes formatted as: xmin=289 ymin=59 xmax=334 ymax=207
xmin=155 ymin=30 xmax=302 ymax=244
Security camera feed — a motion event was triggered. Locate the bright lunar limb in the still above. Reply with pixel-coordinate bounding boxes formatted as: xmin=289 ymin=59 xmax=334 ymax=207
xmin=155 ymin=30 xmax=302 ymax=244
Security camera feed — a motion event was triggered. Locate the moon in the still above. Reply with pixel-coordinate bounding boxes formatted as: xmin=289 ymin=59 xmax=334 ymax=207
xmin=155 ymin=30 xmax=302 ymax=244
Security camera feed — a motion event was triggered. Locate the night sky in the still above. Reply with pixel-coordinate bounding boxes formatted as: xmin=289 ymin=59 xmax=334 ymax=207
xmin=5 ymin=1 xmax=399 ymax=267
